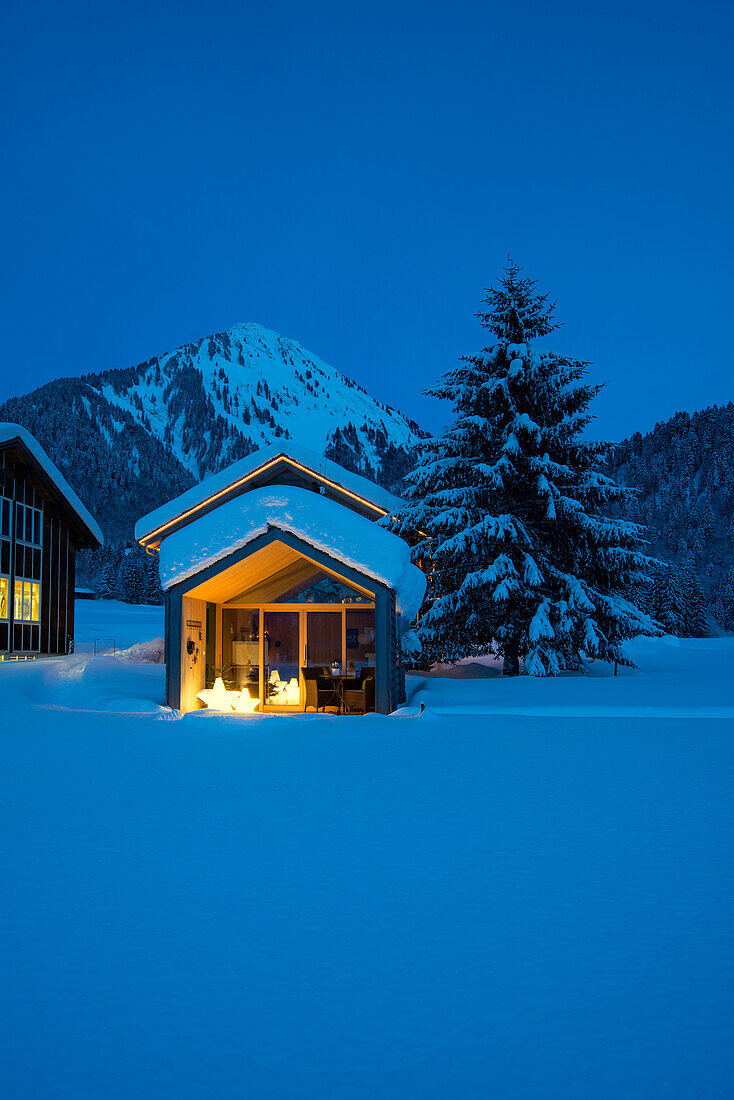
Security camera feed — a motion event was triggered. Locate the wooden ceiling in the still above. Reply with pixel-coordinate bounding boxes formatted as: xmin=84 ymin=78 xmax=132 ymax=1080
xmin=184 ymin=539 xmax=375 ymax=604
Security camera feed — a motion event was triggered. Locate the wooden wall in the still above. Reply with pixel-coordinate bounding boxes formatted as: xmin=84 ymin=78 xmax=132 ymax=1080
xmin=179 ymin=595 xmax=206 ymax=713
xmin=0 ymin=446 xmax=81 ymax=656
xmin=40 ymin=513 xmax=74 ymax=655
xmin=389 ymin=594 xmax=406 ymax=709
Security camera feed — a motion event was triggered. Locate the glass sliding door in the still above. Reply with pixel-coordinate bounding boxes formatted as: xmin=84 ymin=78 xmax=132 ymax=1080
xmin=264 ymin=610 xmax=300 ymax=706
xmin=306 ymin=611 xmax=343 ymax=673
xmin=223 ymin=608 xmax=260 ymax=701
xmin=345 ymin=608 xmax=376 ymax=676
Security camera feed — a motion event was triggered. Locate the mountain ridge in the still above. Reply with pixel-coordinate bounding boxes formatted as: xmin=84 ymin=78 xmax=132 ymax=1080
xmin=81 ymin=321 xmax=424 ymax=479
xmin=0 ymin=322 xmax=427 ymax=589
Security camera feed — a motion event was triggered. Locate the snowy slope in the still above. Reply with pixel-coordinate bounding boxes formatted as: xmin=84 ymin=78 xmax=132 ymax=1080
xmin=93 ymin=321 xmax=425 ymax=479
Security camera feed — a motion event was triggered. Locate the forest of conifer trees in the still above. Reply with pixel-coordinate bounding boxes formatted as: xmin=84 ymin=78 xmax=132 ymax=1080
xmin=607 ymin=403 xmax=734 ymax=631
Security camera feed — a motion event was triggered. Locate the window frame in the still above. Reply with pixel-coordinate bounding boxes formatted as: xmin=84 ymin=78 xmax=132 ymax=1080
xmin=14 ymin=578 xmax=41 ymax=624
xmin=14 ymin=501 xmax=42 ymax=549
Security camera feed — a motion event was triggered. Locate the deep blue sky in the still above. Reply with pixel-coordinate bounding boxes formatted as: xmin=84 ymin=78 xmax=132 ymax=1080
xmin=2 ymin=0 xmax=732 ymax=441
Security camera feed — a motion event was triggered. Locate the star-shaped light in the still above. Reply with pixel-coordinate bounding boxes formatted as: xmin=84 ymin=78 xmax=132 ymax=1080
xmin=233 ymin=690 xmax=260 ymax=714
xmin=197 ymin=676 xmax=242 ymax=712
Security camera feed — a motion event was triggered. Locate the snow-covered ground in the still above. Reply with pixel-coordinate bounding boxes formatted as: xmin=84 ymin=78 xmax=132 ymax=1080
xmin=1 ymin=602 xmax=732 ymax=1096
xmin=73 ymin=598 xmax=164 ymax=654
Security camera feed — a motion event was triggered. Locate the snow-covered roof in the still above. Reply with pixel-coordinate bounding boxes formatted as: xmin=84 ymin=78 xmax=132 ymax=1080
xmin=157 ymin=485 xmax=425 ymax=628
xmin=0 ymin=423 xmax=103 ymax=546
xmin=135 ymin=444 xmax=406 ymax=544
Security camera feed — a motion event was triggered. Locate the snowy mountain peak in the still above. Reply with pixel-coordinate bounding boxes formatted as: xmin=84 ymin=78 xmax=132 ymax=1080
xmin=87 ymin=321 xmax=425 ymax=483
xmin=0 ymin=321 xmax=426 ymax=546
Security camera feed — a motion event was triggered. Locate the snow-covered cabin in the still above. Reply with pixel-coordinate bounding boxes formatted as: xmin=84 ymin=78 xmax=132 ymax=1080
xmin=136 ymin=445 xmax=425 ymax=714
xmin=0 ymin=423 xmax=103 ymax=657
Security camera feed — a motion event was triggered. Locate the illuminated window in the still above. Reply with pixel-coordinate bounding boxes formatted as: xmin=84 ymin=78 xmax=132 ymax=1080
xmin=14 ymin=579 xmax=40 ymax=622
xmin=0 ymin=577 xmax=7 ymax=619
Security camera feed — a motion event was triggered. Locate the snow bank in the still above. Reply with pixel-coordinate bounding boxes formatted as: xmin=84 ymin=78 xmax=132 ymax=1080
xmin=157 ymin=485 xmax=426 ymax=627
xmin=118 ymin=638 xmax=165 ymax=663
xmin=136 ymin=442 xmax=406 ymax=542
xmin=0 ymin=422 xmax=103 ymax=545
xmin=1 ymin=654 xmax=166 ymax=714
xmin=409 ymin=636 xmax=734 ymax=718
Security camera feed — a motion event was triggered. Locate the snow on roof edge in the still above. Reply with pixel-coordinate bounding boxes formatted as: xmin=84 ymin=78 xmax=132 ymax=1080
xmin=157 ymin=485 xmax=425 ymax=627
xmin=136 ymin=443 xmax=407 ymax=541
xmin=0 ymin=423 xmax=103 ymax=546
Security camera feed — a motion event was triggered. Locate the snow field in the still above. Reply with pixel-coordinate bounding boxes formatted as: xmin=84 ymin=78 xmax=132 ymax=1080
xmin=0 ymin=601 xmax=732 ymax=1097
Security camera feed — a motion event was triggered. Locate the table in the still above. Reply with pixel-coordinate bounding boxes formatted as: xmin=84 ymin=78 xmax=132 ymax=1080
xmin=321 ymin=674 xmax=366 ymax=715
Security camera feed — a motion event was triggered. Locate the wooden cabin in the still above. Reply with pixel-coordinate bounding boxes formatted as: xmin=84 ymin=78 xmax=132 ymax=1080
xmin=136 ymin=445 xmax=424 ymax=715
xmin=0 ymin=423 xmax=103 ymax=657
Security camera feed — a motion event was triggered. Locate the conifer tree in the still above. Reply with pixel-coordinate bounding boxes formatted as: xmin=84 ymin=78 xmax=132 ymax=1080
xmin=643 ymin=564 xmax=687 ymax=635
xmin=679 ymin=564 xmax=708 ymax=637
xmin=388 ymin=260 xmax=656 ymax=674
xmin=118 ymin=549 xmax=146 ymax=604
xmin=97 ymin=561 xmax=116 ymax=600
xmin=143 ymin=552 xmax=163 ymax=605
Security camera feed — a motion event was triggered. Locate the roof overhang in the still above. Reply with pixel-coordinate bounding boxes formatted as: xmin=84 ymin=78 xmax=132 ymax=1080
xmin=0 ymin=427 xmax=103 ymax=549
xmin=136 ymin=445 xmax=406 ymax=551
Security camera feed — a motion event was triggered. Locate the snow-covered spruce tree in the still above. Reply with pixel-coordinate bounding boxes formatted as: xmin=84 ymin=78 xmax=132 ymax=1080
xmin=642 ymin=564 xmax=687 ymax=636
xmin=118 ymin=548 xmax=146 ymax=605
xmin=387 ymin=260 xmax=657 ymax=675
xmin=96 ymin=561 xmax=116 ymax=600
xmin=679 ymin=565 xmax=708 ymax=637
xmin=143 ymin=551 xmax=164 ymax=605
xmin=641 ymin=562 xmax=708 ymax=637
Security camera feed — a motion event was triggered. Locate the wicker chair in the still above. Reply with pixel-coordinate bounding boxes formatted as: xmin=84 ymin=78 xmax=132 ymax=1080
xmin=342 ymin=673 xmax=375 ymax=714
xmin=302 ymin=667 xmax=338 ymax=712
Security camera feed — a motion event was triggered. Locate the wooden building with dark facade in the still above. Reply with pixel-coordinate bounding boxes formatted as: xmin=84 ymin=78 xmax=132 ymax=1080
xmin=0 ymin=424 xmax=103 ymax=657
xmin=136 ymin=445 xmax=424 ymax=715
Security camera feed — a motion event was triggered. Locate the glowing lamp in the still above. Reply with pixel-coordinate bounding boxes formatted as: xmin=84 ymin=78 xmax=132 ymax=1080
xmin=283 ymin=677 xmax=299 ymax=704
xmin=233 ymin=691 xmax=260 ymax=714
xmin=197 ymin=677 xmax=241 ymax=711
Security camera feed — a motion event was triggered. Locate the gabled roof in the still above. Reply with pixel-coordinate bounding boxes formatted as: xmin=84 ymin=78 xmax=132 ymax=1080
xmin=0 ymin=423 xmax=103 ymax=548
xmin=136 ymin=443 xmax=406 ymax=549
xmin=157 ymin=484 xmax=425 ymax=627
